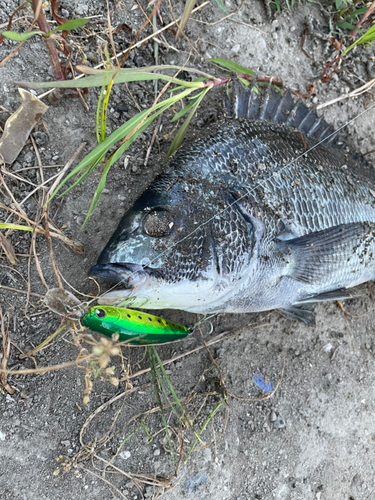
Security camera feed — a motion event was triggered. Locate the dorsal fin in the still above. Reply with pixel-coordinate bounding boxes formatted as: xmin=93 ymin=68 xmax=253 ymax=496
xmin=223 ymin=79 xmax=338 ymax=145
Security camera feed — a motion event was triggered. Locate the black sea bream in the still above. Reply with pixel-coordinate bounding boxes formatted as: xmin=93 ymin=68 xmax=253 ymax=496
xmin=91 ymin=81 xmax=375 ymax=323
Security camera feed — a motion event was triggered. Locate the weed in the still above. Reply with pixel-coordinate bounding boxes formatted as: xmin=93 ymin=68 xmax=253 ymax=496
xmin=2 ymin=18 xmax=89 ymax=42
xmin=342 ymin=23 xmax=375 ymax=55
xmin=16 ymin=59 xmax=284 ymax=225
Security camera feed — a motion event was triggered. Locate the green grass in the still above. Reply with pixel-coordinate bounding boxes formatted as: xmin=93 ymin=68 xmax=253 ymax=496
xmin=147 ymin=345 xmax=227 ymax=464
xmin=16 ymin=59 xmax=260 ymax=226
xmin=2 ymin=18 xmax=89 ymax=41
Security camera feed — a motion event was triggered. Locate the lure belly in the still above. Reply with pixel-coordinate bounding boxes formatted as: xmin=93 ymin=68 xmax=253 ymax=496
xmin=82 ymin=306 xmax=189 ymax=345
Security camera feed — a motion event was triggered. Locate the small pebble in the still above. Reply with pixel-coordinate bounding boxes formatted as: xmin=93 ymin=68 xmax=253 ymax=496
xmin=33 ymin=131 xmax=48 ymax=146
xmin=134 ymin=55 xmax=144 ymax=67
xmin=153 ymin=449 xmax=161 ymax=456
xmin=269 ymin=411 xmax=277 ymax=422
xmin=273 ymin=415 xmax=285 ymax=429
xmin=120 ymin=450 xmax=131 ymax=460
xmin=115 ymin=105 xmax=129 ymax=112
xmin=24 ymin=151 xmax=34 ymax=164
xmin=11 ymin=161 xmax=21 ymax=171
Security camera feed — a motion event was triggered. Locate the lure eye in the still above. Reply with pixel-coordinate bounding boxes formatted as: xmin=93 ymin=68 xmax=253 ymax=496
xmin=94 ymin=308 xmax=107 ymax=319
xmin=143 ymin=210 xmax=173 ymax=238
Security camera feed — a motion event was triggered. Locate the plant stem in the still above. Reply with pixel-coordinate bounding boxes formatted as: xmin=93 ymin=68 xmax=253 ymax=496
xmin=202 ymin=74 xmax=284 ymax=88
xmin=350 ymin=0 xmax=375 ymax=38
xmin=31 ymin=0 xmax=65 ymax=104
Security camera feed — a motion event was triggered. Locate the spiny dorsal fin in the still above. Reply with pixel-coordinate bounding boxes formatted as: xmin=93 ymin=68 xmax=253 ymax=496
xmin=223 ymin=79 xmax=338 ymax=145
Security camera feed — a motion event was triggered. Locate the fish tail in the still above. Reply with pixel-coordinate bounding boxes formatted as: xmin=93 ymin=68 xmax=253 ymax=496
xmin=224 ymin=79 xmax=338 ymax=145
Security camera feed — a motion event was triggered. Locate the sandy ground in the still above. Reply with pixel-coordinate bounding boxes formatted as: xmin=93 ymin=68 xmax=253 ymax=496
xmin=1 ymin=1 xmax=375 ymax=499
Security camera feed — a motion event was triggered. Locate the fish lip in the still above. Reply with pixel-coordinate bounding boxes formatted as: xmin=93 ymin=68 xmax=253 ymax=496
xmin=90 ymin=263 xmax=149 ymax=287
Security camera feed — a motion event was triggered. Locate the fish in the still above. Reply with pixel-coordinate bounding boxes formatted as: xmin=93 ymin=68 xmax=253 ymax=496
xmin=81 ymin=306 xmax=189 ymax=345
xmin=90 ymin=79 xmax=375 ymax=324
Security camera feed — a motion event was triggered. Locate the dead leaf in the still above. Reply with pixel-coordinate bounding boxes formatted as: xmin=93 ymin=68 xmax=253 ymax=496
xmin=330 ymin=37 xmax=343 ymax=52
xmin=292 ymin=84 xmax=316 ymax=98
xmin=50 ymin=0 xmax=69 ymax=38
xmin=0 ymin=89 xmax=48 ymax=164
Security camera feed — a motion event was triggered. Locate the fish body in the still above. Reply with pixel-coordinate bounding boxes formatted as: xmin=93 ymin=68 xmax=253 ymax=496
xmin=81 ymin=306 xmax=188 ymax=345
xmin=91 ymin=82 xmax=375 ymax=323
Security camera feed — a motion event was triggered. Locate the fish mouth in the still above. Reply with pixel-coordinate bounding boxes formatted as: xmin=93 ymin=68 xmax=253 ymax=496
xmin=90 ymin=263 xmax=146 ymax=284
xmin=90 ymin=263 xmax=153 ymax=306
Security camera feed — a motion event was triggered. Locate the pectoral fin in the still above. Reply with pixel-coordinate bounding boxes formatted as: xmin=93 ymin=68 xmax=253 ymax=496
xmin=279 ymin=304 xmax=315 ymax=325
xmin=277 ymin=222 xmax=375 ymax=284
xmin=294 ymin=288 xmax=353 ymax=304
xmin=280 ymin=289 xmax=355 ymax=325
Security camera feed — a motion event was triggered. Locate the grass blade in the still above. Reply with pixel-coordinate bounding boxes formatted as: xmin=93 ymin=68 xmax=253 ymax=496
xmin=50 ymin=87 xmax=194 ymax=204
xmin=2 ymin=31 xmax=43 ymax=41
xmin=147 ymin=347 xmax=175 ymax=460
xmin=0 ymin=223 xmax=33 ymax=231
xmin=214 ymin=0 xmax=226 ymax=12
xmin=151 ymin=347 xmax=205 ymax=448
xmin=120 ymin=421 xmax=144 ymax=445
xmin=336 ymin=21 xmax=361 ymax=30
xmin=176 ymin=0 xmax=196 ymax=40
xmin=171 ymin=89 xmax=205 ymax=122
xmin=166 ymin=87 xmax=210 ymax=160
xmin=151 ymin=347 xmax=186 ymax=415
xmin=16 ymin=69 xmax=205 ymax=90
xmin=208 ymin=58 xmax=255 ymax=76
xmin=46 ymin=18 xmax=89 ymax=35
xmin=81 ymin=156 xmax=114 ymax=227
xmin=345 ymin=7 xmax=369 ymax=20
xmin=95 ymin=81 xmax=107 ymax=144
xmin=48 ymin=108 xmax=150 ymax=201
xmin=153 ymin=356 xmax=182 ymax=423
xmin=184 ymin=398 xmax=227 ymax=463
xmin=81 ymin=100 xmax=176 ymax=225
xmin=101 ymin=78 xmax=114 ymax=142
xmin=57 ymin=156 xmax=102 ymax=199
xmin=21 ymin=324 xmax=66 ymax=357
xmin=342 ymin=24 xmax=375 ymax=56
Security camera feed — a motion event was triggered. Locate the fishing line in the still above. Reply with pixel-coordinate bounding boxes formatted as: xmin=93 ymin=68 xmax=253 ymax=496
xmin=94 ymin=97 xmax=375 ymax=304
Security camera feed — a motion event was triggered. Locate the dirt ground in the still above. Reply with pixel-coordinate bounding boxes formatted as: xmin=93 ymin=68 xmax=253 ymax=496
xmin=1 ymin=1 xmax=375 ymax=499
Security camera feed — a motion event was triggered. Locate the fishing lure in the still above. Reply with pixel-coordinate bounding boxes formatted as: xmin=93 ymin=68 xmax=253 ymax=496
xmin=81 ymin=306 xmax=189 ymax=345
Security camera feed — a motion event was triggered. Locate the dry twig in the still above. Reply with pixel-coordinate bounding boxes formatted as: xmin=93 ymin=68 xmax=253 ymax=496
xmin=0 ymin=305 xmax=16 ymax=394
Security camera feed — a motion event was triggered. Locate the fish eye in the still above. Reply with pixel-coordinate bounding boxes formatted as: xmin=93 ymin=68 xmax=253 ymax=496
xmin=143 ymin=209 xmax=173 ymax=238
xmin=94 ymin=308 xmax=107 ymax=319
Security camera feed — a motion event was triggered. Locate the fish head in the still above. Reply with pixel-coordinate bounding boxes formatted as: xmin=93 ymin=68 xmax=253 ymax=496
xmin=91 ymin=178 xmax=255 ymax=313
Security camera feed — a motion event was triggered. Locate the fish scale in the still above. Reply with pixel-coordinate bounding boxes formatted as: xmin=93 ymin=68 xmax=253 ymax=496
xmin=91 ymin=81 xmax=375 ymax=324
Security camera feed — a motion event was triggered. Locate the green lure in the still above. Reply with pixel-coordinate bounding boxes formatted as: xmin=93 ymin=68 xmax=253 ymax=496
xmin=82 ymin=306 xmax=189 ymax=345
